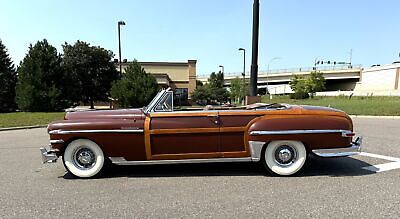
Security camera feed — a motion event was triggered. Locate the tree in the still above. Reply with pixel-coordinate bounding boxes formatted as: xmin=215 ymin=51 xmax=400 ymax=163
xmin=289 ymin=75 xmax=309 ymax=99
xmin=229 ymin=77 xmax=247 ymax=104
xmin=191 ymin=71 xmax=229 ymax=104
xmin=208 ymin=71 xmax=228 ymax=103
xmin=196 ymin=80 xmax=203 ymax=87
xmin=62 ymin=41 xmax=119 ymax=109
xmin=191 ymin=85 xmax=210 ymax=105
xmin=0 ymin=39 xmax=17 ymax=112
xmin=306 ymin=71 xmax=326 ymax=98
xmin=16 ymin=39 xmax=72 ymax=111
xmin=208 ymin=71 xmax=224 ymax=89
xmin=110 ymin=60 xmax=158 ymax=108
xmin=289 ymin=71 xmax=326 ymax=99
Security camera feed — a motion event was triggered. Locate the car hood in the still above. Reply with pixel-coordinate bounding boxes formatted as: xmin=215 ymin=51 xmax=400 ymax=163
xmin=64 ymin=108 xmax=145 ymax=120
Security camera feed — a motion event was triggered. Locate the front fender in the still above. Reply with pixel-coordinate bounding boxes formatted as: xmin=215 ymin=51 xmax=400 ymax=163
xmin=46 ymin=119 xmax=147 ymax=160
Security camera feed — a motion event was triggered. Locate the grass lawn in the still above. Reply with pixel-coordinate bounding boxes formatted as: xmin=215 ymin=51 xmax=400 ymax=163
xmin=261 ymin=95 xmax=400 ymax=116
xmin=0 ymin=112 xmax=65 ymax=128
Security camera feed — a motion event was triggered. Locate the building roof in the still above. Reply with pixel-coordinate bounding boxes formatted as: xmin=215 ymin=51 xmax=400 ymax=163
xmin=119 ymin=60 xmax=197 ymax=67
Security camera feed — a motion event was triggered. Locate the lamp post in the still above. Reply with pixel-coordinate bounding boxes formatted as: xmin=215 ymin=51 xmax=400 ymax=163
xmin=266 ymin=57 xmax=281 ymax=99
xmin=314 ymin=56 xmax=321 ymax=69
xmin=218 ymin=65 xmax=224 ymax=75
xmin=250 ymin=0 xmax=260 ymax=96
xmin=238 ymin=48 xmax=246 ymax=104
xmin=118 ymin=20 xmax=126 ymax=73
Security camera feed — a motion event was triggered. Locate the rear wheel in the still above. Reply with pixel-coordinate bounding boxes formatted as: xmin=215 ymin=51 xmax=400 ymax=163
xmin=63 ymin=139 xmax=105 ymax=178
xmin=262 ymin=140 xmax=307 ymax=176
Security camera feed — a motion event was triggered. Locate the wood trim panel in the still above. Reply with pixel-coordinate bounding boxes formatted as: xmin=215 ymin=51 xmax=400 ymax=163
xmin=149 ymin=127 xmax=246 ymax=135
xmin=144 ymin=116 xmax=152 ymax=160
xmin=150 ymin=128 xmax=220 ymax=134
xmin=218 ymin=111 xmax=276 ymax=116
xmin=151 ymin=112 xmax=218 ymax=118
xmin=151 ymin=151 xmax=250 ymax=160
xmin=220 ymin=127 xmax=246 ymax=133
xmin=151 ymin=152 xmax=223 ymax=160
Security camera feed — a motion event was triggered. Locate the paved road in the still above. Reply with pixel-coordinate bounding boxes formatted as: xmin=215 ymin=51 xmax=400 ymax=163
xmin=0 ymin=118 xmax=400 ymax=218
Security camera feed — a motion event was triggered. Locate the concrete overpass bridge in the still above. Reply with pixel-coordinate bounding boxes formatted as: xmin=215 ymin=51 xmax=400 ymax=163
xmin=197 ymin=65 xmax=362 ymax=94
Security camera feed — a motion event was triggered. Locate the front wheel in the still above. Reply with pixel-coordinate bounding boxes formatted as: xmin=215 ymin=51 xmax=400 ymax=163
xmin=63 ymin=139 xmax=105 ymax=178
xmin=262 ymin=140 xmax=307 ymax=176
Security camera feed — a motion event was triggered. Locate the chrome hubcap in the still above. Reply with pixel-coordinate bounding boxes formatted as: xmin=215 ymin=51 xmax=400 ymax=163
xmin=274 ymin=145 xmax=297 ymax=166
xmin=73 ymin=147 xmax=96 ymax=170
xmin=278 ymin=148 xmax=292 ymax=162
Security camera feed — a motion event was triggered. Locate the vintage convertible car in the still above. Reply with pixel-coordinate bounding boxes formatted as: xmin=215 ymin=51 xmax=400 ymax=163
xmin=40 ymin=88 xmax=362 ymax=178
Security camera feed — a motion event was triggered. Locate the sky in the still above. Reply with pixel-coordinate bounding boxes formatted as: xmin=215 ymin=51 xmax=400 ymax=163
xmin=0 ymin=0 xmax=399 ymax=76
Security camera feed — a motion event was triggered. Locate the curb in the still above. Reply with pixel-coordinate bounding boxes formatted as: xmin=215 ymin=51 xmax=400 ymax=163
xmin=350 ymin=115 xmax=400 ymax=119
xmin=0 ymin=125 xmax=47 ymax=132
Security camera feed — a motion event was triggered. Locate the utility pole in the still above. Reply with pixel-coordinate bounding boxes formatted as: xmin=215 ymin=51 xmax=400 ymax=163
xmin=250 ymin=0 xmax=260 ymax=96
xmin=118 ymin=21 xmax=126 ymax=73
xmin=239 ymin=48 xmax=246 ymax=104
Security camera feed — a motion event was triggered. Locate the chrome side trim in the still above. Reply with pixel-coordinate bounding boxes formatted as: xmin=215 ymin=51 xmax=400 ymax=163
xmin=50 ymin=139 xmax=64 ymax=144
xmin=250 ymin=129 xmax=353 ymax=136
xmin=109 ymin=157 xmax=253 ymax=165
xmin=312 ymin=136 xmax=362 ymax=157
xmin=49 ymin=129 xmax=144 ymax=134
xmin=249 ymin=141 xmax=265 ymax=162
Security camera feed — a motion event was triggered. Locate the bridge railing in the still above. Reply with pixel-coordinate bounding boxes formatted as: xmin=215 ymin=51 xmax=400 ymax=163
xmin=197 ymin=64 xmax=362 ymax=79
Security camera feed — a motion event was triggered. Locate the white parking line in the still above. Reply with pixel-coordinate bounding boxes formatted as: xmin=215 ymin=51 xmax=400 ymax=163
xmin=358 ymin=152 xmax=400 ymax=173
xmin=359 ymin=152 xmax=400 ymax=162
xmin=363 ymin=162 xmax=400 ymax=173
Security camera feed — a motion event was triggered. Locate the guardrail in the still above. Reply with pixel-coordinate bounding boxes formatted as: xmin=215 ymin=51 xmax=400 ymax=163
xmin=197 ymin=64 xmax=362 ymax=79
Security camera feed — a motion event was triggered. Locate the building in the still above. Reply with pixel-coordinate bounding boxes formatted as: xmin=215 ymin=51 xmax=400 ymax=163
xmin=119 ymin=60 xmax=197 ymax=100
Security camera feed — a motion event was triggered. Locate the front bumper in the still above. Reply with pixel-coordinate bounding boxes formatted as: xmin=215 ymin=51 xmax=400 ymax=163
xmin=39 ymin=145 xmax=59 ymax=163
xmin=312 ymin=136 xmax=362 ymax=157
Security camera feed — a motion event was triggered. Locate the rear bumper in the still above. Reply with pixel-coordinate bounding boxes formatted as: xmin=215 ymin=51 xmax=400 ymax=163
xmin=312 ymin=136 xmax=362 ymax=157
xmin=39 ymin=145 xmax=59 ymax=163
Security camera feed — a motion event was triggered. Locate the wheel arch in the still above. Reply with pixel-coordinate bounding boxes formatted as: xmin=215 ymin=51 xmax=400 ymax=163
xmin=58 ymin=136 xmax=107 ymax=157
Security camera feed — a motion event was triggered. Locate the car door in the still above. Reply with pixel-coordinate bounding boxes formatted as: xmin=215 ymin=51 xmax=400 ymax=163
xmin=218 ymin=111 xmax=259 ymax=158
xmin=145 ymin=91 xmax=222 ymax=160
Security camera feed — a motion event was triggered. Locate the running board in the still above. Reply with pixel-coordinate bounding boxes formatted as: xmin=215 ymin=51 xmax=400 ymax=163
xmin=109 ymin=157 xmax=253 ymax=165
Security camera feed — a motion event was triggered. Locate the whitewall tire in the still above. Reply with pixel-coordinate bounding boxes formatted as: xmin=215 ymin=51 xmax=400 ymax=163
xmin=63 ymin=139 xmax=105 ymax=178
xmin=262 ymin=140 xmax=307 ymax=176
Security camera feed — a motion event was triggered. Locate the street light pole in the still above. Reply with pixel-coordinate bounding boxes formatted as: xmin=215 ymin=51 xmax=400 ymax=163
xmin=266 ymin=57 xmax=281 ymax=99
xmin=118 ymin=21 xmax=126 ymax=73
xmin=314 ymin=56 xmax=321 ymax=69
xmin=218 ymin=65 xmax=224 ymax=75
xmin=239 ymin=48 xmax=246 ymax=104
xmin=250 ymin=0 xmax=260 ymax=96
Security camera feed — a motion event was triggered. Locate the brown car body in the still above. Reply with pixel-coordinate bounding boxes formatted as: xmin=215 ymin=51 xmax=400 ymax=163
xmin=41 ymin=89 xmax=362 ymax=177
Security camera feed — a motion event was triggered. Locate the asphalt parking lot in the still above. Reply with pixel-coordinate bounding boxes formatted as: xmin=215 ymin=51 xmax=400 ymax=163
xmin=1 ymin=118 xmax=400 ymax=218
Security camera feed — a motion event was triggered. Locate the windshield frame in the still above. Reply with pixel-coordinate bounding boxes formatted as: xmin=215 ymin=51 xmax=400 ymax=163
xmin=143 ymin=89 xmax=166 ymax=114
xmin=143 ymin=88 xmax=173 ymax=114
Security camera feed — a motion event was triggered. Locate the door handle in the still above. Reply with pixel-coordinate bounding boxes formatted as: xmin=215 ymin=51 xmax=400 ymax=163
xmin=207 ymin=115 xmax=220 ymax=125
